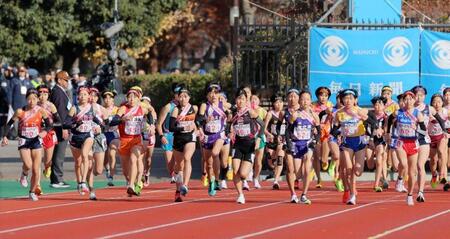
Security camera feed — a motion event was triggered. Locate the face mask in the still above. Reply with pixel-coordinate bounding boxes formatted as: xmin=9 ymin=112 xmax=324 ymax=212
xmin=19 ymin=76 xmax=25 ymax=80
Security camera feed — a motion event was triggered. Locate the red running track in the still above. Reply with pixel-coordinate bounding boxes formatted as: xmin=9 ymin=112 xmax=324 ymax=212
xmin=0 ymin=181 xmax=449 ymax=239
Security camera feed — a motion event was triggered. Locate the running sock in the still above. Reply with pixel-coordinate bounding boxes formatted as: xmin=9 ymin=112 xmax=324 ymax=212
xmin=219 ymin=166 xmax=228 ymax=180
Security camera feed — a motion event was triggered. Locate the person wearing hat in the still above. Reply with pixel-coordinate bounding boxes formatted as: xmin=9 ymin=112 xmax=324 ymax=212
xmin=1 ymin=88 xmax=53 ymax=201
xmin=49 ymin=70 xmax=72 ymax=188
xmin=156 ymin=83 xmax=182 ymax=184
xmin=102 ymin=90 xmax=119 ymax=187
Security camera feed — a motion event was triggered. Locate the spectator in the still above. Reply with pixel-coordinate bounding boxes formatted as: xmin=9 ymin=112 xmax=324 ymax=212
xmin=44 ymin=70 xmax=56 ymax=89
xmin=71 ymin=68 xmax=87 ymax=106
xmin=8 ymin=66 xmax=32 ymax=110
xmin=28 ymin=68 xmax=42 ymax=88
xmin=49 ymin=70 xmax=72 ymax=188
xmin=0 ymin=70 xmax=9 ymax=138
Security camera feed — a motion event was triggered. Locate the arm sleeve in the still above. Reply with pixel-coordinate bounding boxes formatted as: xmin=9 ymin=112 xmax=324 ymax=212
xmin=365 ymin=111 xmax=379 ymax=130
xmin=52 ymin=112 xmax=62 ymax=127
xmin=169 ymin=117 xmax=184 ymax=133
xmin=285 ymin=123 xmax=293 ymax=153
xmin=387 ymin=114 xmax=395 ymax=134
xmin=107 ymin=115 xmax=122 ymax=126
xmin=330 ymin=124 xmax=340 ymax=138
xmin=195 ymin=114 xmax=206 ymax=127
xmin=62 ymin=115 xmax=74 ymax=129
xmin=254 ymin=117 xmax=265 ymax=136
xmin=42 ymin=118 xmax=53 ymax=132
xmin=3 ymin=118 xmax=15 ymax=136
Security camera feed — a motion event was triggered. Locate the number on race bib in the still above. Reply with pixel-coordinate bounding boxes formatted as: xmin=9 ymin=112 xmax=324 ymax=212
xmin=234 ymin=124 xmax=251 ymax=137
xmin=21 ymin=127 xmax=39 ymax=138
xmin=293 ymin=126 xmax=311 ymax=140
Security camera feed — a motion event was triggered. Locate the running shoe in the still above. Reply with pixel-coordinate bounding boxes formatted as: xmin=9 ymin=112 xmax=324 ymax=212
xmin=220 ymin=180 xmax=228 ymax=189
xmin=107 ymin=176 xmax=114 ymax=187
xmin=444 ymin=183 xmax=450 ymax=191
xmin=416 ymin=191 xmax=425 ymax=203
xmin=174 ymin=191 xmax=182 ymax=202
xmin=407 ymin=195 xmax=414 ymax=206
xmin=243 ymin=180 xmax=250 ymax=191
xmin=19 ymin=173 xmax=28 ymax=188
xmin=201 ymin=174 xmax=208 ymax=187
xmin=43 ymin=167 xmax=51 ymax=178
xmin=236 ymin=194 xmax=245 ymax=204
xmin=382 ymin=179 xmax=389 ymax=190
xmin=272 ymin=182 xmax=280 ymax=190
xmin=35 ymin=185 xmax=43 ymax=196
xmin=80 ymin=183 xmax=90 ymax=195
xmin=143 ymin=173 xmax=150 ymax=187
xmin=290 ymin=194 xmax=299 ymax=203
xmin=342 ymin=191 xmax=350 ymax=203
xmin=431 ymin=174 xmax=439 ymax=189
xmin=346 ymin=194 xmax=356 ymax=205
xmin=335 ymin=179 xmax=344 ymax=192
xmin=327 ymin=160 xmax=336 ymax=178
xmin=180 ymin=185 xmax=189 ymax=196
xmin=395 ymin=180 xmax=407 ymax=193
xmin=170 ymin=176 xmax=176 ymax=184
xmin=315 ymin=182 xmax=323 ymax=189
xmin=300 ymin=194 xmax=311 ymax=205
xmin=135 ymin=181 xmax=143 ymax=196
xmin=253 ymin=179 xmax=261 ymax=189
xmin=208 ymin=180 xmax=217 ymax=196
xmin=29 ymin=192 xmax=38 ymax=201
xmin=374 ymin=186 xmax=383 ymax=192
xmin=321 ymin=161 xmax=329 ymax=171
xmin=215 ymin=180 xmax=221 ymax=191
xmin=89 ymin=192 xmax=97 ymax=201
xmin=127 ymin=186 xmax=138 ymax=196
xmin=440 ymin=177 xmax=447 ymax=185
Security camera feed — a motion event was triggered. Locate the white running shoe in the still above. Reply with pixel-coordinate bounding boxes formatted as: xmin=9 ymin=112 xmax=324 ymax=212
xmin=290 ymin=194 xmax=299 ymax=203
xmin=395 ymin=180 xmax=407 ymax=193
xmin=19 ymin=173 xmax=28 ymax=188
xmin=80 ymin=183 xmax=89 ymax=195
xmin=416 ymin=191 xmax=425 ymax=203
xmin=407 ymin=195 xmax=414 ymax=206
xmin=89 ymin=191 xmax=97 ymax=200
xmin=29 ymin=192 xmax=38 ymax=201
xmin=346 ymin=194 xmax=356 ymax=205
xmin=254 ymin=179 xmax=261 ymax=189
xmin=243 ymin=180 xmax=250 ymax=191
xmin=220 ymin=180 xmax=228 ymax=189
xmin=236 ymin=194 xmax=246 ymax=204
xmin=300 ymin=194 xmax=311 ymax=205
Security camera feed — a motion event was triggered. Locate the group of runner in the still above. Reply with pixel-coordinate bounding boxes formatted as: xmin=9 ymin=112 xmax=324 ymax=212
xmin=2 ymin=82 xmax=449 ymax=206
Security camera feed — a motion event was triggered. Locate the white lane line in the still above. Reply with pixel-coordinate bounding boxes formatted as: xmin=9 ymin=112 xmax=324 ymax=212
xmin=96 ymin=191 xmax=333 ymax=239
xmin=233 ymin=196 xmax=403 ymax=239
xmin=368 ymin=209 xmax=450 ymax=239
xmin=0 ymin=189 xmax=172 ymax=215
xmin=0 ymin=191 xmax=240 ymax=234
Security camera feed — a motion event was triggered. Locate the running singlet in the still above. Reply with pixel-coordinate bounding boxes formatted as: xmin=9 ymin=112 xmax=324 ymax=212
xmin=336 ymin=107 xmax=365 ymax=137
xmin=163 ymin=101 xmax=177 ymax=133
xmin=18 ymin=106 xmax=43 ymax=139
xmin=268 ymin=110 xmax=286 ymax=136
xmin=73 ymin=104 xmax=95 ymax=134
xmin=288 ymin=110 xmax=314 ymax=141
xmin=396 ymin=109 xmax=419 ymax=139
xmin=384 ymin=101 xmax=399 ymax=116
xmin=119 ymin=105 xmax=145 ymax=137
xmin=232 ymin=108 xmax=257 ymax=140
xmin=175 ymin=104 xmax=196 ymax=134
xmin=429 ymin=108 xmax=449 ymax=136
xmin=204 ymin=102 xmax=226 ymax=134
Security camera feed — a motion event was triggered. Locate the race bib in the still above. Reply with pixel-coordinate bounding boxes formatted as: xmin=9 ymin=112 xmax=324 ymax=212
xmin=125 ymin=121 xmax=142 ymax=135
xmin=18 ymin=138 xmax=26 ymax=147
xmin=21 ymin=126 xmax=39 ymax=138
xmin=234 ymin=124 xmax=251 ymax=137
xmin=341 ymin=124 xmax=358 ymax=137
xmin=398 ymin=123 xmax=416 ymax=138
xmin=178 ymin=120 xmax=193 ymax=133
xmin=429 ymin=123 xmax=443 ymax=136
xmin=20 ymin=86 xmax=27 ymax=95
xmin=293 ymin=126 xmax=311 ymax=140
xmin=205 ymin=120 xmax=221 ymax=133
xmin=445 ymin=120 xmax=450 ymax=130
xmin=76 ymin=122 xmax=92 ymax=133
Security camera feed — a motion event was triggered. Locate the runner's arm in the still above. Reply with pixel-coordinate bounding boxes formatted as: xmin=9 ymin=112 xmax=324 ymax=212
xmin=156 ymin=104 xmax=170 ymax=136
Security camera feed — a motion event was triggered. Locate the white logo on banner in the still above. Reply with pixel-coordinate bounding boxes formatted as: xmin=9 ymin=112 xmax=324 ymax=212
xmin=319 ymin=36 xmax=349 ymax=67
xmin=430 ymin=40 xmax=450 ymax=70
xmin=383 ymin=37 xmax=413 ymax=67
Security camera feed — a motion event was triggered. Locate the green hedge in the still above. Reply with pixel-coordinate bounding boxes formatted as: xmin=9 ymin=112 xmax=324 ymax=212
xmin=123 ymin=71 xmax=232 ymax=111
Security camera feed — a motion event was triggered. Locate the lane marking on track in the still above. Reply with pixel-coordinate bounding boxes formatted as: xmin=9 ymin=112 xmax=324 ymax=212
xmin=0 ymin=189 xmax=246 ymax=234
xmin=0 ymin=189 xmax=172 ymax=215
xmin=96 ymin=191 xmax=332 ymax=239
xmin=368 ymin=209 xmax=450 ymax=239
xmin=233 ymin=196 xmax=403 ymax=239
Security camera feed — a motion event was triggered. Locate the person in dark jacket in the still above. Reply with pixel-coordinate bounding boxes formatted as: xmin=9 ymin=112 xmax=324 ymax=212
xmin=49 ymin=70 xmax=72 ymax=188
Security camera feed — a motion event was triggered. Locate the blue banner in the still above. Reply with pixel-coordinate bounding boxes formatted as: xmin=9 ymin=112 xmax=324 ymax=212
xmin=351 ymin=0 xmax=402 ymax=23
xmin=309 ymin=27 xmax=420 ymax=105
xmin=421 ymin=30 xmax=450 ymax=102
